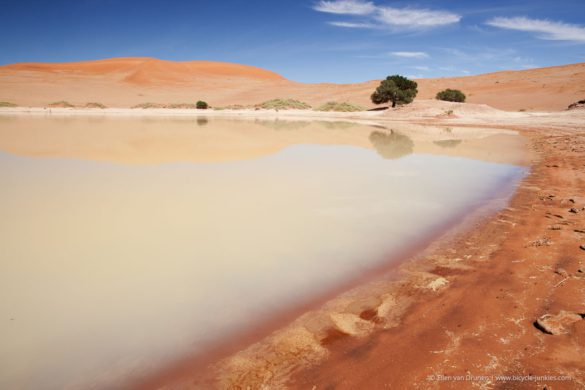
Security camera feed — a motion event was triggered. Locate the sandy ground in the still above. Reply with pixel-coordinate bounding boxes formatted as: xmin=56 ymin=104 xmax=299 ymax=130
xmin=0 ymin=57 xmax=584 ymax=111
xmin=45 ymin=104 xmax=581 ymax=390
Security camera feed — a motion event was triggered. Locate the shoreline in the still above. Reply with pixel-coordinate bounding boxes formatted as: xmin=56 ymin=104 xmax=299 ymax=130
xmin=0 ymin=106 xmax=385 ymax=120
xmin=2 ymin=104 xmax=582 ymax=129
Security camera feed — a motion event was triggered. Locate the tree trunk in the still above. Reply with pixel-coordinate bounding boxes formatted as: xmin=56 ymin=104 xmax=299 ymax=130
xmin=392 ymin=101 xmax=396 ymax=108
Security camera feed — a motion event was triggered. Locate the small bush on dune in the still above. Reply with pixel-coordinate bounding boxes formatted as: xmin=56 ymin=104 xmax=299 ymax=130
xmin=132 ymin=102 xmax=162 ymax=109
xmin=84 ymin=102 xmax=106 ymax=109
xmin=255 ymin=99 xmax=311 ymax=110
xmin=214 ymin=104 xmax=247 ymax=110
xmin=135 ymin=102 xmax=179 ymax=109
xmin=167 ymin=103 xmax=198 ymax=109
xmin=48 ymin=101 xmax=75 ymax=108
xmin=132 ymin=102 xmax=209 ymax=109
xmin=0 ymin=101 xmax=17 ymax=107
xmin=196 ymin=101 xmax=209 ymax=109
xmin=436 ymin=89 xmax=466 ymax=103
xmin=316 ymin=101 xmax=364 ymax=112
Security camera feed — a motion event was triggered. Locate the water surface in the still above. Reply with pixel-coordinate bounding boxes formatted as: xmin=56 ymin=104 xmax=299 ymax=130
xmin=0 ymin=116 xmax=527 ymax=389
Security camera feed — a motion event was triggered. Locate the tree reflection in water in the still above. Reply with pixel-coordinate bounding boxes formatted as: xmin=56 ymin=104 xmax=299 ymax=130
xmin=369 ymin=130 xmax=414 ymax=159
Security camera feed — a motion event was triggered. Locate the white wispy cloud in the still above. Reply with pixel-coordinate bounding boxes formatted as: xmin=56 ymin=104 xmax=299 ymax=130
xmin=413 ymin=65 xmax=430 ymax=71
xmin=314 ymin=0 xmax=461 ymax=30
xmin=314 ymin=0 xmax=376 ymax=15
xmin=376 ymin=7 xmax=461 ymax=28
xmin=486 ymin=17 xmax=585 ymax=42
xmin=328 ymin=21 xmax=375 ymax=28
xmin=391 ymin=51 xmax=429 ymax=59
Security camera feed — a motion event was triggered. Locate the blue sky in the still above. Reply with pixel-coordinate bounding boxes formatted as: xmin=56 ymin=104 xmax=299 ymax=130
xmin=1 ymin=0 xmax=584 ymax=83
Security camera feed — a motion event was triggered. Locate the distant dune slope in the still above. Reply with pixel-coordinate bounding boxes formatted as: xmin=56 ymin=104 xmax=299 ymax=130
xmin=0 ymin=57 xmax=584 ymax=111
xmin=2 ymin=57 xmax=284 ymax=82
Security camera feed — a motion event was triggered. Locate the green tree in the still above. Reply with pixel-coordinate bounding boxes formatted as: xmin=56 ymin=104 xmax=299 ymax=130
xmin=371 ymin=75 xmax=418 ymax=108
xmin=436 ymin=89 xmax=466 ymax=102
xmin=196 ymin=100 xmax=209 ymax=109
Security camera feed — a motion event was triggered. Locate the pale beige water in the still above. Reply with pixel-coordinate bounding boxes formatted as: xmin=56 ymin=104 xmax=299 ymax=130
xmin=0 ymin=116 xmax=527 ymax=389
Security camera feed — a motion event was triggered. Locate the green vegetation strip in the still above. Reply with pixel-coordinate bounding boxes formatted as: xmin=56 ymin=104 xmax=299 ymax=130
xmin=316 ymin=101 xmax=364 ymax=112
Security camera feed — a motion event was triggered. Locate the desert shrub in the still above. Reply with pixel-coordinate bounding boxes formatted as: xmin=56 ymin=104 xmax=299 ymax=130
xmin=132 ymin=102 xmax=204 ymax=109
xmin=371 ymin=75 xmax=418 ymax=108
xmin=255 ymin=99 xmax=311 ymax=110
xmin=436 ymin=89 xmax=466 ymax=102
xmin=0 ymin=101 xmax=17 ymax=107
xmin=196 ymin=101 xmax=209 ymax=109
xmin=167 ymin=103 xmax=198 ymax=109
xmin=315 ymin=101 xmax=364 ymax=112
xmin=213 ymin=104 xmax=245 ymax=110
xmin=48 ymin=101 xmax=75 ymax=108
xmin=84 ymin=102 xmax=106 ymax=109
xmin=132 ymin=102 xmax=164 ymax=109
xmin=215 ymin=104 xmax=247 ymax=110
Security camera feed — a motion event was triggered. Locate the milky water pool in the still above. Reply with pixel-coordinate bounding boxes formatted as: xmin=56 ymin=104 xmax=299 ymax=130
xmin=0 ymin=115 xmax=527 ymax=389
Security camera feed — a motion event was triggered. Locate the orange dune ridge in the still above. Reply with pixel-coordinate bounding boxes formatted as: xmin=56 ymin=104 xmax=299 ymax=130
xmin=0 ymin=57 xmax=584 ymax=111
xmin=1 ymin=57 xmax=284 ymax=81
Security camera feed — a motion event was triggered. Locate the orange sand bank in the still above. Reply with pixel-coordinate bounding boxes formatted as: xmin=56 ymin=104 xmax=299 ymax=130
xmin=1 ymin=57 xmax=584 ymax=111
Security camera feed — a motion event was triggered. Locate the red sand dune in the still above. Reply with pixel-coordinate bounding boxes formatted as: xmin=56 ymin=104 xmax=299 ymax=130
xmin=2 ymin=57 xmax=284 ymax=82
xmin=0 ymin=57 xmax=584 ymax=111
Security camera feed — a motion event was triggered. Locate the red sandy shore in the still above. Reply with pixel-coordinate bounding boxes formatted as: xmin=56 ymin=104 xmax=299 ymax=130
xmin=286 ymin=123 xmax=585 ymax=389
xmin=130 ymin=118 xmax=585 ymax=390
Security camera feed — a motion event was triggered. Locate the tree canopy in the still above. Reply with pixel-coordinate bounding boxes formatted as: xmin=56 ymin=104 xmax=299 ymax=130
xmin=371 ymin=75 xmax=418 ymax=108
